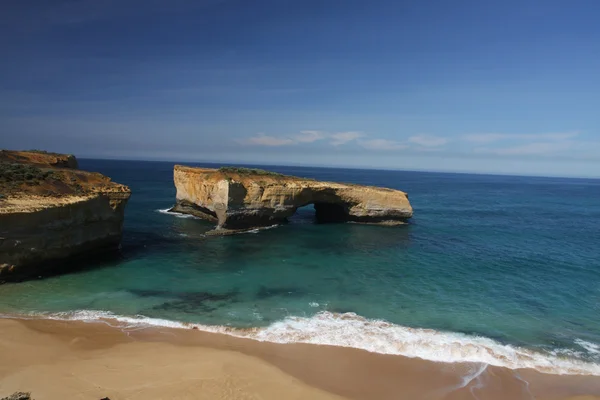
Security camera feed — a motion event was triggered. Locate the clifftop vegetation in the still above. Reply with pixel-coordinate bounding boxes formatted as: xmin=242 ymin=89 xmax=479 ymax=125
xmin=0 ymin=163 xmax=55 ymax=189
xmin=217 ymin=166 xmax=285 ymax=177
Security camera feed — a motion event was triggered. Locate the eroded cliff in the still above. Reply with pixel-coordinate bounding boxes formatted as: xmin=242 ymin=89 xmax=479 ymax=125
xmin=171 ymin=166 xmax=413 ymax=231
xmin=0 ymin=150 xmax=131 ymax=281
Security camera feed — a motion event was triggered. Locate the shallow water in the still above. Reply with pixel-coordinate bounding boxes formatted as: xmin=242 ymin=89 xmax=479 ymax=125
xmin=1 ymin=159 xmax=599 ymax=374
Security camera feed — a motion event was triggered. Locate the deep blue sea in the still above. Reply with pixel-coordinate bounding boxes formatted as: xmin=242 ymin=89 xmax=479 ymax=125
xmin=1 ymin=159 xmax=599 ymax=374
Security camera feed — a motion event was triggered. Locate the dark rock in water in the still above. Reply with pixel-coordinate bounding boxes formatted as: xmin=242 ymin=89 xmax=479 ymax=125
xmin=129 ymin=289 xmax=170 ymax=298
xmin=172 ymin=165 xmax=413 ymax=231
xmin=129 ymin=289 xmax=238 ymax=303
xmin=151 ymin=300 xmax=218 ymax=314
xmin=1 ymin=392 xmax=33 ymax=400
xmin=132 ymin=288 xmax=240 ymax=315
xmin=178 ymin=291 xmax=237 ymax=303
xmin=256 ymin=285 xmax=304 ymax=300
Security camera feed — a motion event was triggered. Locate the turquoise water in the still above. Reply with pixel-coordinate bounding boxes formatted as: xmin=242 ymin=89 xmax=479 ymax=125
xmin=1 ymin=159 xmax=599 ymax=373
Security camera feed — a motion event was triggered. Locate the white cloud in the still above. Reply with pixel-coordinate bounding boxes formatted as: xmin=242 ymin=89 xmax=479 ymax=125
xmin=293 ymin=130 xmax=325 ymax=143
xmin=359 ymin=139 xmax=408 ymax=151
xmin=245 ymin=134 xmax=295 ymax=146
xmin=408 ymin=134 xmax=448 ymax=147
xmin=330 ymin=131 xmax=364 ymax=146
xmin=245 ymin=130 xmax=364 ymax=146
xmin=464 ymin=131 xmax=585 ymax=157
xmin=242 ymin=130 xmax=326 ymax=146
xmin=463 ymin=132 xmax=579 ymax=143
xmin=475 ymin=141 xmax=573 ymax=156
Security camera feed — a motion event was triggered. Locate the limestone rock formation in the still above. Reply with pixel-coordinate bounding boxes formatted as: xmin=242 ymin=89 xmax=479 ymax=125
xmin=0 ymin=150 xmax=131 ymax=281
xmin=170 ymin=166 xmax=413 ymax=231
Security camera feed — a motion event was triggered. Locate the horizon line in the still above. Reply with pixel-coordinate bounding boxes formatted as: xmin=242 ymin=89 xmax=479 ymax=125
xmin=76 ymin=155 xmax=600 ymax=181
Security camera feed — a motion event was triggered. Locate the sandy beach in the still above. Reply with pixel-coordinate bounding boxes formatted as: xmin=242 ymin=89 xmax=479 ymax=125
xmin=0 ymin=318 xmax=599 ymax=400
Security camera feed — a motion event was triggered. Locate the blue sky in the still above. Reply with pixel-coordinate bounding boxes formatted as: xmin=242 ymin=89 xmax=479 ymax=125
xmin=1 ymin=0 xmax=599 ymax=177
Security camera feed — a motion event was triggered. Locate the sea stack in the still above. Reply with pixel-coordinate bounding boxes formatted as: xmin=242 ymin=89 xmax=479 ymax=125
xmin=170 ymin=166 xmax=413 ymax=231
xmin=0 ymin=150 xmax=131 ymax=281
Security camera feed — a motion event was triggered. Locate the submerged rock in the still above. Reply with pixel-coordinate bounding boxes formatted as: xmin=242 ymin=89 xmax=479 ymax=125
xmin=170 ymin=166 xmax=412 ymax=231
xmin=0 ymin=150 xmax=131 ymax=282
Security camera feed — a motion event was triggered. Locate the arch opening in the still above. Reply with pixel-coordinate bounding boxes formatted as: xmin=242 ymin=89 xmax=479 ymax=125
xmin=288 ymin=202 xmax=348 ymax=225
xmin=314 ymin=202 xmax=348 ymax=223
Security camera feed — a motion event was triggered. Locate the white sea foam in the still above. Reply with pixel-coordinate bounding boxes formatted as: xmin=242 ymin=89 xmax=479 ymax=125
xmin=575 ymin=339 xmax=600 ymax=355
xmin=241 ymin=225 xmax=280 ymax=234
xmin=157 ymin=208 xmax=280 ymax=233
xmin=22 ymin=310 xmax=600 ymax=376
xmin=156 ymin=207 xmax=201 ymax=219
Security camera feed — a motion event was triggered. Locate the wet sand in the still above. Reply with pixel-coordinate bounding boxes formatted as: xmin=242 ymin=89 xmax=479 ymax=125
xmin=1 ymin=318 xmax=599 ymax=400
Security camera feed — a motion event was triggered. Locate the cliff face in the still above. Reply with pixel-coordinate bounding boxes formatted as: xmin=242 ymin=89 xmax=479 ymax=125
xmin=0 ymin=150 xmax=130 ymax=281
xmin=171 ymin=166 xmax=413 ymax=230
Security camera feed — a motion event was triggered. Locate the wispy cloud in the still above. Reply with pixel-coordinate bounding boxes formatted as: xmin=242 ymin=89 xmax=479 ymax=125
xmin=408 ymin=134 xmax=448 ymax=147
xmin=242 ymin=130 xmax=327 ymax=146
xmin=475 ymin=142 xmax=573 ymax=156
xmin=241 ymin=130 xmax=364 ymax=147
xmin=241 ymin=130 xmax=445 ymax=152
xmin=465 ymin=131 xmax=582 ymax=157
xmin=330 ymin=131 xmax=364 ymax=146
xmin=245 ymin=134 xmax=295 ymax=146
xmin=462 ymin=131 xmax=579 ymax=143
xmin=359 ymin=139 xmax=408 ymax=151
xmin=293 ymin=130 xmax=325 ymax=143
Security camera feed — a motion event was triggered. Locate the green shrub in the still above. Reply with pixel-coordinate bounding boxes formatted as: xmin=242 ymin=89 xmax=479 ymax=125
xmin=0 ymin=162 xmax=54 ymax=186
xmin=218 ymin=166 xmax=284 ymax=177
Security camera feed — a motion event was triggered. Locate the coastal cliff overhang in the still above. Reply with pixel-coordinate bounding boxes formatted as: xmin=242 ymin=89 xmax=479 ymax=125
xmin=170 ymin=166 xmax=413 ymax=231
xmin=0 ymin=150 xmax=131 ymax=282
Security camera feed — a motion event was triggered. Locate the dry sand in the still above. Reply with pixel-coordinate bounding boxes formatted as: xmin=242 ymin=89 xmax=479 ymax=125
xmin=1 ymin=318 xmax=599 ymax=400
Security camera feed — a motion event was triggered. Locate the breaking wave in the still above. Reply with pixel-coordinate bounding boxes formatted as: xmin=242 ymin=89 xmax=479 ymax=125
xmin=15 ymin=310 xmax=600 ymax=376
xmin=156 ymin=207 xmax=201 ymax=219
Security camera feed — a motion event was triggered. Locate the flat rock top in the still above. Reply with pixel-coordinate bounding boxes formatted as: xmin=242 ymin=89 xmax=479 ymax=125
xmin=0 ymin=150 xmax=130 ymax=213
xmin=174 ymin=165 xmax=406 ymax=194
xmin=0 ymin=150 xmax=78 ymax=169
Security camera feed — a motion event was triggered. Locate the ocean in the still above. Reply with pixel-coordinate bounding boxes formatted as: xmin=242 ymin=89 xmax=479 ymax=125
xmin=1 ymin=159 xmax=599 ymax=375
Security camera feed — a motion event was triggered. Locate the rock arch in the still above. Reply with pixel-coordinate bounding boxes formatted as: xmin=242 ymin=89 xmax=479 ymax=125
xmin=170 ymin=166 xmax=413 ymax=232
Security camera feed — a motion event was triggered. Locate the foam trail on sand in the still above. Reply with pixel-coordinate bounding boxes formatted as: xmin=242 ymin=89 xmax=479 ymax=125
xmin=19 ymin=310 xmax=600 ymax=376
xmin=434 ymin=363 xmax=489 ymax=399
xmin=461 ymin=364 xmax=488 ymax=389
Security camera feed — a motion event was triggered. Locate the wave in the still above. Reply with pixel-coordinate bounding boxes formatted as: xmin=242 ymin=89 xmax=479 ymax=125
xmin=241 ymin=225 xmax=280 ymax=234
xmin=156 ymin=207 xmax=201 ymax=220
xmin=12 ymin=309 xmax=600 ymax=376
xmin=575 ymin=339 xmax=600 ymax=355
xmin=157 ymin=207 xmax=278 ymax=231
